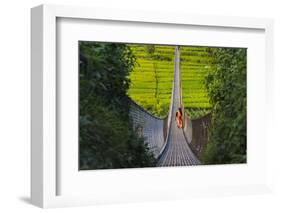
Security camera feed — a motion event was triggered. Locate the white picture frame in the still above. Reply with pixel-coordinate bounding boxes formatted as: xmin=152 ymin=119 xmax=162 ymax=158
xmin=31 ymin=4 xmax=274 ymax=208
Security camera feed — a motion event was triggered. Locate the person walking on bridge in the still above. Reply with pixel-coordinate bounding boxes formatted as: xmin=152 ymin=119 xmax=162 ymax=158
xmin=175 ymin=107 xmax=183 ymax=128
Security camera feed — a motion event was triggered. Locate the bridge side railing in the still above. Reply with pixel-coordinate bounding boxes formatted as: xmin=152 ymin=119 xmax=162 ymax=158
xmin=129 ymin=98 xmax=167 ymax=158
xmin=182 ymin=112 xmax=192 ymax=143
xmin=182 ymin=113 xmax=211 ymax=160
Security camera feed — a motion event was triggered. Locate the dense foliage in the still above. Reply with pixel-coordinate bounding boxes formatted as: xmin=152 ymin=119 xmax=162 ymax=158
xmin=203 ymin=48 xmax=247 ymax=164
xmin=79 ymin=42 xmax=155 ymax=170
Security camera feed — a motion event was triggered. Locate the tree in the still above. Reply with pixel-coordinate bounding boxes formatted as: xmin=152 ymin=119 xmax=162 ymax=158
xmin=203 ymin=48 xmax=247 ymax=164
xmin=79 ymin=42 xmax=155 ymax=169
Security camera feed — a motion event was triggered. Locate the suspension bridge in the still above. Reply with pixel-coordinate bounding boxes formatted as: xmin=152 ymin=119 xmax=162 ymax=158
xmin=130 ymin=46 xmax=204 ymax=167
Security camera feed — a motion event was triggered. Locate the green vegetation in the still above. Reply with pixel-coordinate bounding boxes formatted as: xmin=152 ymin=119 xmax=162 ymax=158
xmin=127 ymin=44 xmax=247 ymax=164
xmin=79 ymin=42 xmax=156 ymax=170
xmin=128 ymin=45 xmax=213 ymax=119
xmin=203 ymin=48 xmax=247 ymax=164
xmin=79 ymin=42 xmax=246 ymax=168
xmin=180 ymin=47 xmax=213 ymax=119
xmin=127 ymin=44 xmax=174 ymax=117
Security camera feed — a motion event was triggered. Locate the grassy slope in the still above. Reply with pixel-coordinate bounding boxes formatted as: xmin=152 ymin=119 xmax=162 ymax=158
xmin=180 ymin=47 xmax=213 ymax=119
xmin=127 ymin=44 xmax=174 ymax=117
xmin=128 ymin=44 xmax=214 ymax=119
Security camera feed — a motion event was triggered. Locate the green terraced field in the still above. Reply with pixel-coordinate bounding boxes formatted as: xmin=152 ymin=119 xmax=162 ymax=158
xmin=127 ymin=44 xmax=174 ymax=117
xmin=180 ymin=47 xmax=213 ymax=118
xmin=127 ymin=44 xmax=214 ymax=119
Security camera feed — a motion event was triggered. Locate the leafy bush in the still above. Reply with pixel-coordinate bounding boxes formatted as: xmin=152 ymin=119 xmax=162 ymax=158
xmin=186 ymin=108 xmax=211 ymax=119
xmin=203 ymin=48 xmax=247 ymax=164
xmin=79 ymin=42 xmax=156 ymax=170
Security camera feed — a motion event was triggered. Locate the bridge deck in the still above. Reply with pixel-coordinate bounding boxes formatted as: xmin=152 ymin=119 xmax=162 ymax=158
xmin=157 ymin=47 xmax=200 ymax=166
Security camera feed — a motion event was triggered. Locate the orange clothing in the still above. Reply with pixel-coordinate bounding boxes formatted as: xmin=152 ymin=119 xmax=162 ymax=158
xmin=176 ymin=111 xmax=183 ymax=128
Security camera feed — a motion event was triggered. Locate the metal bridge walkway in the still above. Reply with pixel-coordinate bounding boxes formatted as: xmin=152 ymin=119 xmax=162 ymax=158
xmin=157 ymin=47 xmax=200 ymax=166
xmin=129 ymin=46 xmax=200 ymax=167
